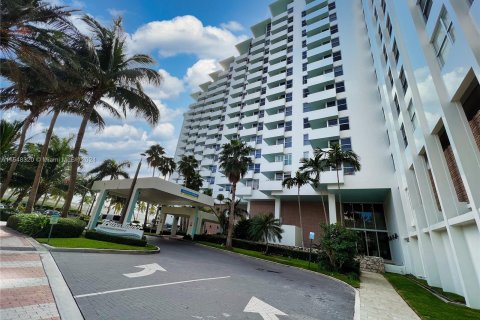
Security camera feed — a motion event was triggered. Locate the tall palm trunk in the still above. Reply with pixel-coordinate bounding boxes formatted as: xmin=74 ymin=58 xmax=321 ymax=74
xmin=62 ymin=99 xmax=98 ymax=217
xmin=41 ymin=194 xmax=48 ymax=207
xmin=336 ymin=166 xmax=343 ymax=226
xmin=320 ymin=191 xmax=328 ymax=224
xmin=26 ymin=109 xmax=60 ymax=212
xmin=13 ymin=188 xmax=28 ymax=208
xmin=87 ymin=194 xmax=96 ymax=216
xmin=0 ymin=112 xmax=35 ymax=198
xmin=297 ymin=187 xmax=305 ymax=248
xmin=225 ymin=182 xmax=237 ymax=249
xmin=143 ymin=168 xmax=155 ymax=229
xmin=54 ymin=196 xmax=61 ymax=209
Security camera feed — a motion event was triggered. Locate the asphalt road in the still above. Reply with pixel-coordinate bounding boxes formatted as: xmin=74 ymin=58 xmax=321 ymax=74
xmin=52 ymin=237 xmax=355 ymax=320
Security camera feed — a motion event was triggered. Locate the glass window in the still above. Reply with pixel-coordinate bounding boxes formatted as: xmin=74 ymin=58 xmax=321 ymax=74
xmin=418 ymin=0 xmax=432 ymax=22
xmin=303 ymin=134 xmax=309 ymax=145
xmin=275 ymin=154 xmax=283 ymax=162
xmin=284 ymin=137 xmax=292 ymax=148
xmin=303 ymin=103 xmax=310 ymax=112
xmin=255 ymin=149 xmax=261 ymax=158
xmin=373 ymin=204 xmax=386 ymax=230
xmin=341 ymin=137 xmax=352 ymax=151
xmin=303 ymin=118 xmax=310 ymax=128
xmin=337 ymin=98 xmax=347 ymax=111
xmin=328 ymin=118 xmax=338 ymax=127
xmin=339 ymin=117 xmax=350 ymax=130
xmin=386 ymin=15 xmax=392 ymax=37
xmin=258 ymin=122 xmax=263 ymax=131
xmin=331 ymin=37 xmax=340 ymax=47
xmin=328 ymin=2 xmax=336 ymax=10
xmin=399 ymin=67 xmax=408 ymax=94
xmin=284 ymin=154 xmax=292 ymax=165
xmin=407 ymin=100 xmax=417 ymax=130
xmin=285 ymin=121 xmax=292 ymax=131
xmin=392 ymin=40 xmax=399 ymax=63
xmin=286 ymin=93 xmax=292 ymax=102
xmin=333 ymin=51 xmax=342 ymax=61
xmin=303 ymin=151 xmax=309 ymax=159
xmin=432 ymin=6 xmax=455 ymax=67
xmin=400 ymin=124 xmax=408 ymax=148
xmin=330 ymin=25 xmax=338 ymax=34
xmin=394 ymin=94 xmax=400 ymax=115
xmin=285 ymin=106 xmax=292 ymax=116
xmin=275 ymin=172 xmax=283 ymax=181
xmin=388 ymin=69 xmax=393 ymax=87
xmin=329 ymin=13 xmax=337 ymax=21
xmin=254 ymin=164 xmax=260 ymax=173
xmin=377 ymin=232 xmax=392 ymax=260
xmin=334 ymin=65 xmax=343 ymax=77
xmin=256 ymin=135 xmax=262 ymax=144
xmin=336 ymin=81 xmax=345 ymax=93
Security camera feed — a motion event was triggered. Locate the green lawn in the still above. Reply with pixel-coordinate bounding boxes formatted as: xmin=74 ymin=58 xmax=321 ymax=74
xmin=405 ymin=274 xmax=466 ymax=303
xmin=384 ymin=273 xmax=480 ymax=320
xmin=197 ymin=241 xmax=360 ymax=288
xmin=37 ymin=237 xmax=157 ymax=251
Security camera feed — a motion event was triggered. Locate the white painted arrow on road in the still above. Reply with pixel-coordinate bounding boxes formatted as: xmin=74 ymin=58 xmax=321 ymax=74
xmin=243 ymin=296 xmax=287 ymax=320
xmin=123 ymin=263 xmax=166 ymax=278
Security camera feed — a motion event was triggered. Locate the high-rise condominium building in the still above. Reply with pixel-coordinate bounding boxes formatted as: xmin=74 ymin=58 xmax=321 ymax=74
xmin=171 ymin=0 xmax=480 ymax=307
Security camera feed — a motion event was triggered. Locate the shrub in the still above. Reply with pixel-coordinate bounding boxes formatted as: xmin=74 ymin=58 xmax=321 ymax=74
xmin=234 ymin=219 xmax=252 ymax=240
xmin=85 ymin=230 xmax=147 ymax=247
xmin=36 ymin=218 xmax=86 ymax=238
xmin=0 ymin=208 xmax=18 ymax=221
xmin=183 ymin=234 xmax=192 ymax=240
xmin=318 ymin=224 xmax=359 ymax=274
xmin=194 ymin=234 xmax=319 ymax=261
xmin=7 ymin=214 xmax=49 ymax=236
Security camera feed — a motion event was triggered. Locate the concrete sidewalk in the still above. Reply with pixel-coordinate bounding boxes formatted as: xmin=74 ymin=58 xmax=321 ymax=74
xmin=0 ymin=222 xmax=83 ymax=320
xmin=359 ymin=271 xmax=420 ymax=320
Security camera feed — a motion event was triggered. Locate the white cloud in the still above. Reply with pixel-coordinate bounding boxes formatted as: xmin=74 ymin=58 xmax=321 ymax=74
xmin=108 ymin=8 xmax=126 ymax=17
xmin=101 ymin=124 xmax=142 ymax=138
xmin=220 ymin=21 xmax=244 ymax=32
xmin=151 ymin=123 xmax=175 ymax=138
xmin=127 ymin=15 xmax=248 ymax=59
xmin=143 ymin=69 xmax=184 ymax=100
xmin=184 ymin=59 xmax=221 ymax=91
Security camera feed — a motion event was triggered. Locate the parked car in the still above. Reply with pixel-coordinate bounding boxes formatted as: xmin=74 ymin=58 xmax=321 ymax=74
xmin=44 ymin=210 xmax=61 ymax=216
xmin=0 ymin=203 xmax=6 ymax=209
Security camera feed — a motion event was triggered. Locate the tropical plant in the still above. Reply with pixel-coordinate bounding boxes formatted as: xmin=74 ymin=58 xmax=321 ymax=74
xmin=0 ymin=119 xmax=22 ymax=159
xmin=223 ymin=198 xmax=248 ymax=223
xmin=318 ymin=223 xmax=358 ymax=273
xmin=218 ymin=139 xmax=254 ymax=249
xmin=88 ymin=159 xmax=131 ymax=181
xmin=178 ymin=155 xmax=202 ymax=191
xmin=323 ymin=144 xmax=361 ymax=225
xmin=234 ymin=217 xmax=252 ymax=240
xmin=249 ymin=213 xmax=283 ymax=254
xmin=62 ymin=16 xmax=162 ymax=217
xmin=282 ymin=170 xmax=312 ymax=248
xmin=300 ymin=151 xmax=330 ymax=224
xmin=143 ymin=144 xmax=165 ymax=177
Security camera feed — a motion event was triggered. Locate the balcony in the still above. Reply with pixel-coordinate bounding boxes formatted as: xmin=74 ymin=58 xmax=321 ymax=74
xmin=305 ymin=0 xmax=327 ymax=12
xmin=307 ymin=107 xmax=338 ymax=126
xmin=249 ymin=51 xmax=264 ymax=63
xmin=239 ymin=127 xmax=258 ymax=137
xmin=264 ymin=112 xmax=285 ymax=124
xmin=203 ymin=148 xmax=215 ymax=155
xmin=246 ymin=80 xmax=262 ymax=91
xmin=262 ymin=161 xmax=284 ymax=172
xmin=262 ymin=143 xmax=284 ymax=155
xmin=210 ymin=118 xmax=221 ymax=126
xmin=307 ymin=71 xmax=335 ymax=88
xmin=206 ymin=128 xmax=219 ymax=136
xmin=266 ymin=85 xmax=285 ymax=97
xmin=270 ymin=29 xmax=287 ymax=43
xmin=307 ymin=57 xmax=333 ymax=73
xmin=241 ymin=114 xmax=258 ymax=125
xmin=259 ymin=180 xmax=283 ymax=192
xmin=247 ymin=70 xmax=263 ymax=82
xmin=226 ymin=106 xmax=241 ymax=115
xmin=230 ymin=86 xmax=243 ymax=96
xmin=244 ymin=90 xmax=261 ymax=102
xmin=200 ymin=169 xmax=211 ymax=177
xmin=201 ymin=158 xmax=214 ymax=166
xmin=194 ymin=145 xmax=204 ymax=153
xmin=225 ymin=115 xmax=240 ymax=125
xmin=205 ymin=138 xmax=217 ymax=146
xmin=242 ymin=103 xmax=260 ymax=113
xmin=229 ymin=96 xmax=242 ymax=105
xmin=270 ymin=39 xmax=287 ymax=52
xmin=320 ymin=170 xmax=343 ymax=184
xmin=306 ymin=88 xmax=336 ymax=104
xmin=263 ymin=127 xmax=285 ymax=139
xmin=305 ymin=5 xmax=328 ymax=23
xmin=268 ymin=73 xmax=287 ymax=84
xmin=269 ymin=60 xmax=287 ymax=74
xmin=306 ymin=17 xmax=329 ymax=36
xmin=249 ymin=60 xmax=263 ymax=72
xmin=265 ymin=97 xmax=285 ymax=111
xmin=236 ymin=186 xmax=253 ymax=196
xmin=307 ymin=31 xmax=330 ymax=47
xmin=271 ymin=17 xmax=287 ymax=32
xmin=307 ymin=126 xmax=340 ymax=146
xmin=269 ymin=49 xmax=287 ymax=62
xmin=223 ymin=127 xmax=238 ymax=136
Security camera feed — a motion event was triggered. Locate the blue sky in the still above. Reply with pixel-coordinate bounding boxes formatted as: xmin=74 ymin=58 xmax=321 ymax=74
xmin=3 ymin=0 xmax=272 ymax=177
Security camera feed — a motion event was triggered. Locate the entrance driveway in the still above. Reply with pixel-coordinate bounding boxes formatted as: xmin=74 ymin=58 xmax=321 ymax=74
xmin=53 ymin=237 xmax=355 ymax=319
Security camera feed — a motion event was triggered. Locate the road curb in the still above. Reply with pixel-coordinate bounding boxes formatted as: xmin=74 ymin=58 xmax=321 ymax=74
xmin=26 ymin=236 xmax=84 ymax=319
xmin=41 ymin=244 xmax=161 ymax=254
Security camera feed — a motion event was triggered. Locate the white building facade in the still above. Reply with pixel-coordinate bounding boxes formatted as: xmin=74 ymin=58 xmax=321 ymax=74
xmin=172 ymin=0 xmax=480 ymax=308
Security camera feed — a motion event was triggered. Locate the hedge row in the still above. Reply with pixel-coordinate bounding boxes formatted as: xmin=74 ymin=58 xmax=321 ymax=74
xmin=0 ymin=208 xmax=18 ymax=221
xmin=85 ymin=230 xmax=147 ymax=247
xmin=6 ymin=214 xmax=85 ymax=238
xmin=193 ymin=235 xmax=319 ymax=261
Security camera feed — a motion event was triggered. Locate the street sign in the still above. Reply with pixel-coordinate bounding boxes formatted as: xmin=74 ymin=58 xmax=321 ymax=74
xmin=50 ymin=215 xmax=60 ymax=224
xmin=309 ymin=232 xmax=315 ymax=240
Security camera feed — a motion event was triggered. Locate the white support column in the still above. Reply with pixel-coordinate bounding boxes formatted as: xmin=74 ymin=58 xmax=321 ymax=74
xmin=274 ymin=198 xmax=281 ymax=220
xmin=87 ymin=190 xmax=107 ymax=230
xmin=122 ymin=188 xmax=141 ymax=226
xmin=171 ymin=216 xmax=179 ymax=236
xmin=328 ymin=193 xmax=337 ymax=224
xmin=155 ymin=213 xmax=166 ymax=235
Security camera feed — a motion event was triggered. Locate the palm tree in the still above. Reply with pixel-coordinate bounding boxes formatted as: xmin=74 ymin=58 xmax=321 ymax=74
xmin=178 ymin=155 xmax=198 ymax=183
xmin=223 ymin=198 xmax=248 ymax=223
xmin=325 ymin=143 xmax=361 ymax=225
xmin=300 ymin=151 xmax=330 ymax=224
xmin=282 ymin=170 xmax=312 ymax=247
xmin=158 ymin=157 xmax=176 ymax=180
xmin=249 ymin=213 xmax=283 ymax=254
xmin=61 ymin=16 xmax=162 ymax=217
xmin=0 ymin=0 xmax=75 ymax=59
xmin=143 ymin=144 xmax=165 ymax=177
xmin=88 ymin=159 xmax=131 ymax=181
xmin=218 ymin=140 xmax=254 ymax=249
xmin=0 ymin=119 xmax=22 ymax=158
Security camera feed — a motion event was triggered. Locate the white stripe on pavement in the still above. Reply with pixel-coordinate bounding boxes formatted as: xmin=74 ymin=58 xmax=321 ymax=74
xmin=0 ymin=261 xmax=43 ymax=268
xmin=0 ymin=303 xmax=58 ymax=320
xmin=0 ymin=277 xmax=49 ymax=289
xmin=74 ymin=276 xmax=231 ymax=298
